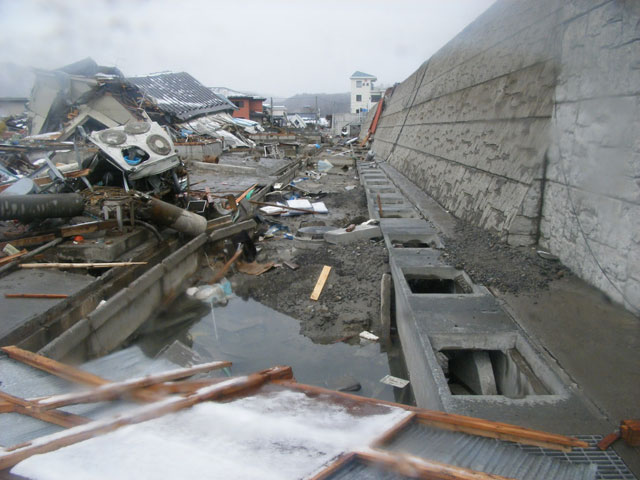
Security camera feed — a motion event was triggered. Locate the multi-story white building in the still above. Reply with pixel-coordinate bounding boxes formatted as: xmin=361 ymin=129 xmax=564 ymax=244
xmin=349 ymin=71 xmax=384 ymax=114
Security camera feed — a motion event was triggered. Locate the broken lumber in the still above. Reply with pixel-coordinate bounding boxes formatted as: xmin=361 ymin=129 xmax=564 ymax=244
xmin=0 ymin=249 xmax=28 ymax=266
xmin=236 ymin=183 xmax=258 ymax=203
xmin=0 ymin=391 xmax=89 ymax=429
xmin=19 ymin=262 xmax=147 ymax=269
xmin=1 ymin=346 xmax=159 ymax=403
xmin=275 ymin=380 xmax=588 ymax=451
xmin=210 ymin=244 xmax=243 ymax=284
xmin=5 ymin=293 xmax=69 ymax=299
xmin=310 ymin=265 xmax=331 ymax=301
xmin=0 ymin=366 xmax=293 ymax=470
xmin=34 ymin=360 xmax=232 ymax=410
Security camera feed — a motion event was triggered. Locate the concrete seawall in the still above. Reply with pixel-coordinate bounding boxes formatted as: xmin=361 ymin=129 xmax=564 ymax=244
xmin=370 ymin=0 xmax=640 ymax=313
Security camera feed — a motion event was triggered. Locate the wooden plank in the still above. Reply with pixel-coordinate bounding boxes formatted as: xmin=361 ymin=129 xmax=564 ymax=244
xmin=274 ymin=381 xmax=588 ymax=451
xmin=59 ymin=220 xmax=119 ymax=238
xmin=235 ymin=183 xmax=258 ymax=203
xmin=308 ymin=452 xmax=357 ymax=480
xmin=310 ymin=265 xmax=331 ymax=301
xmin=356 ymin=449 xmax=517 ymax=480
xmin=19 ymin=262 xmax=147 ymax=269
xmin=376 ymin=193 xmax=384 ymax=218
xmin=0 ymin=391 xmax=89 ymax=429
xmin=5 ymin=294 xmax=69 ymax=299
xmin=0 ymin=366 xmax=293 ymax=470
xmin=0 ymin=234 xmax=56 ymax=249
xmin=597 ymin=431 xmax=620 ymax=450
xmin=0 ymin=346 xmax=158 ymax=403
xmin=210 ymin=245 xmax=243 ymax=284
xmin=370 ymin=413 xmax=417 ymax=448
xmin=0 ymin=249 xmax=28 ymax=266
xmin=621 ymin=419 xmax=640 ymax=446
xmin=35 ymin=361 xmax=232 ymax=410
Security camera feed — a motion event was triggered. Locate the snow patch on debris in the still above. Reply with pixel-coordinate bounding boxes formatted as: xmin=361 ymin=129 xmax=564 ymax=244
xmin=12 ymin=389 xmax=409 ymax=480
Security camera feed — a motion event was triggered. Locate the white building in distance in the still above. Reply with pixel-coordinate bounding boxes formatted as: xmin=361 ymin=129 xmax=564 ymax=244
xmin=349 ymin=71 xmax=384 ymax=114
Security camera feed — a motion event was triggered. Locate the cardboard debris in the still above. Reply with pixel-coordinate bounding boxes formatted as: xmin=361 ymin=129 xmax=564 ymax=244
xmin=237 ymin=261 xmax=275 ymax=276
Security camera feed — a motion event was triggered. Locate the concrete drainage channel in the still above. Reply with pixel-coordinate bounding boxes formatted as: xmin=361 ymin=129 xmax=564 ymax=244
xmin=357 ymin=161 xmax=598 ymax=430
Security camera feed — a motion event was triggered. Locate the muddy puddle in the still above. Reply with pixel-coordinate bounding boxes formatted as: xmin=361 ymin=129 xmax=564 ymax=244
xmin=136 ymin=295 xmax=414 ymax=405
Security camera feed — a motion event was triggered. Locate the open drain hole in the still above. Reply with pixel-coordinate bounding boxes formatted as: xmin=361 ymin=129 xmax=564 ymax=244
xmin=405 ymin=274 xmax=472 ymax=294
xmin=438 ymin=349 xmax=550 ymax=397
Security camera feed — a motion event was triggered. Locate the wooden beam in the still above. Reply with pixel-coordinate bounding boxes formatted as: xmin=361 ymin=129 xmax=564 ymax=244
xmin=355 ymin=449 xmax=517 ymax=480
xmin=0 ymin=391 xmax=89 ymax=429
xmin=0 ymin=366 xmax=293 ymax=470
xmin=274 ymin=381 xmax=588 ymax=451
xmin=35 ymin=361 xmax=232 ymax=410
xmin=210 ymin=244 xmax=244 ymax=285
xmin=414 ymin=414 xmax=587 ymax=453
xmin=59 ymin=220 xmax=119 ymax=238
xmin=0 ymin=234 xmax=57 ymax=248
xmin=19 ymin=262 xmax=147 ymax=269
xmin=5 ymin=294 xmax=69 ymax=299
xmin=235 ymin=183 xmax=258 ymax=203
xmin=308 ymin=452 xmax=357 ymax=480
xmin=0 ymin=249 xmax=28 ymax=266
xmin=370 ymin=413 xmax=417 ymax=448
xmin=0 ymin=346 xmax=159 ymax=403
xmin=310 ymin=266 xmax=331 ymax=301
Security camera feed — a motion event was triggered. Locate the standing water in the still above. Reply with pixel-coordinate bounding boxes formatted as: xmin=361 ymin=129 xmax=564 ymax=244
xmin=138 ymin=294 xmax=414 ymax=404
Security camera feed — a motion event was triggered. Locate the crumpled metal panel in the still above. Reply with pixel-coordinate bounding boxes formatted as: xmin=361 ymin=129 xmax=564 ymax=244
xmin=383 ymin=423 xmax=597 ymax=480
xmin=127 ymin=72 xmax=231 ymax=121
xmin=0 ymin=347 xmax=179 ymax=447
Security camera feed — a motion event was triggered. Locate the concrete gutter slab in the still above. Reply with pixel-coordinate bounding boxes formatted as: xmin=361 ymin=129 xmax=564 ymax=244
xmin=324 ymin=224 xmax=382 ymax=244
xmin=0 ymin=269 xmax=94 ymax=342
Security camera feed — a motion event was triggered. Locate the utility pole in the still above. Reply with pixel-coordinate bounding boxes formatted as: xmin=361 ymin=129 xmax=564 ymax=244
xmin=270 ymin=97 xmax=274 ymax=126
xmin=315 ymin=95 xmax=318 ymax=131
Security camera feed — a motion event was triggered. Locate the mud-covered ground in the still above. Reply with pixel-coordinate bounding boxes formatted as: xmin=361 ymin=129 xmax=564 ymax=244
xmin=442 ymin=222 xmax=568 ymax=295
xmin=232 ymin=162 xmax=390 ymax=343
xmin=208 ymin=154 xmax=569 ymax=345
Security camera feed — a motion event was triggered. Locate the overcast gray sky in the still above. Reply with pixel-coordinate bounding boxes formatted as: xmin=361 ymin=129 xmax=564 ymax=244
xmin=0 ymin=0 xmax=495 ymax=97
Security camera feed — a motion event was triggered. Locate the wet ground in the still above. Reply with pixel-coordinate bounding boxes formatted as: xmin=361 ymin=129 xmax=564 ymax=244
xmin=136 ymin=295 xmax=414 ymax=404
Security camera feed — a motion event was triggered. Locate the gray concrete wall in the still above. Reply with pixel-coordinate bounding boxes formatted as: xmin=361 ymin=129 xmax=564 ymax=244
xmin=541 ymin=1 xmax=640 ymax=313
xmin=373 ymin=0 xmax=563 ymax=246
xmin=371 ymin=0 xmax=640 ymax=313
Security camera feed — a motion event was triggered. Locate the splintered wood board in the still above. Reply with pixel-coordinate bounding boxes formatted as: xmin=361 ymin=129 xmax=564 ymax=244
xmin=310 ymin=266 xmax=332 ymax=301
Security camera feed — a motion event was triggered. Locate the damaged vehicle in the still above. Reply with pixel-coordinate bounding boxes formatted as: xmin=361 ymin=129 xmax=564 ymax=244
xmin=82 ymin=121 xmax=187 ymax=197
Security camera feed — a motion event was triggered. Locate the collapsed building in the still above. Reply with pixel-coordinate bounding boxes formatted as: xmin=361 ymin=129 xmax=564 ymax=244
xmin=1 ymin=0 xmax=639 ymax=478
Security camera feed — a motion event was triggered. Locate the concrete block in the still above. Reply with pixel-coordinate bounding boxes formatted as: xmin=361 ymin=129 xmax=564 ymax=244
xmin=324 ymin=224 xmax=382 ymax=244
xmin=449 ymin=350 xmax=498 ymax=395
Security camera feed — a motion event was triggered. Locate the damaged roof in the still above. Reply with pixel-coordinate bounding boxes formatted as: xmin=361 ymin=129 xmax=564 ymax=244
xmin=127 ymin=72 xmax=235 ymax=121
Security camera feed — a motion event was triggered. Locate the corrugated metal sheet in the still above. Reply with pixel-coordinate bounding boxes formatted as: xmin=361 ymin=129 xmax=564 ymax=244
xmin=382 ymin=423 xmax=597 ymax=480
xmin=127 ymin=72 xmax=233 ymax=121
xmin=0 ymin=347 xmax=180 ymax=447
xmin=324 ymin=460 xmax=409 ymax=480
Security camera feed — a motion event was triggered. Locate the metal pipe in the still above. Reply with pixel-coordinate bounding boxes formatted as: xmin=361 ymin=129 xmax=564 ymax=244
xmin=135 ymin=194 xmax=206 ymax=237
xmin=0 ymin=194 xmax=84 ymax=221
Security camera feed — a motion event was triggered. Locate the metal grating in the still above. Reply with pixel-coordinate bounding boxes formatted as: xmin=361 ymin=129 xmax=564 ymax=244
xmin=383 ymin=422 xmax=596 ymax=480
xmin=515 ymin=435 xmax=637 ymax=480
